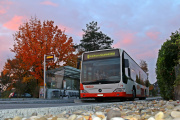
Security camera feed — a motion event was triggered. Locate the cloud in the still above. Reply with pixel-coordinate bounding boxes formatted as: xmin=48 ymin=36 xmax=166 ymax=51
xmin=58 ymin=24 xmax=83 ymax=38
xmin=146 ymin=31 xmax=161 ymax=40
xmin=136 ymin=48 xmax=159 ymax=60
xmin=40 ymin=1 xmax=58 ymax=7
xmin=112 ymin=31 xmax=137 ymax=48
xmin=0 ymin=8 xmax=6 ymax=14
xmin=58 ymin=24 xmax=73 ymax=33
xmin=0 ymin=35 xmax=14 ymax=71
xmin=0 ymin=0 xmax=13 ymax=15
xmin=3 ymin=15 xmax=26 ymax=31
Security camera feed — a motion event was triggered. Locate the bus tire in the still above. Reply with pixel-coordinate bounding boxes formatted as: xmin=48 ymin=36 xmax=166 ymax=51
xmin=139 ymin=90 xmax=146 ymax=100
xmin=131 ymin=89 xmax=136 ymax=101
xmin=95 ymin=98 xmax=103 ymax=102
xmin=142 ymin=90 xmax=147 ymax=100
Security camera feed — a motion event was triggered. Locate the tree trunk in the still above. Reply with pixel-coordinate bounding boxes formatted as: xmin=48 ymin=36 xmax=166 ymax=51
xmin=174 ymin=85 xmax=180 ymax=100
xmin=174 ymin=64 xmax=180 ymax=100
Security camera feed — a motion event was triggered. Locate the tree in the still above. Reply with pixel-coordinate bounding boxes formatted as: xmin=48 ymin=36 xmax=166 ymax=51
xmin=139 ymin=60 xmax=148 ymax=73
xmin=78 ymin=21 xmax=114 ymax=51
xmin=11 ymin=17 xmax=77 ymax=85
xmin=3 ymin=58 xmax=29 ymax=82
xmin=145 ymin=79 xmax=150 ymax=87
xmin=139 ymin=60 xmax=150 ymax=87
xmin=156 ymin=30 xmax=179 ymax=100
xmin=0 ymin=71 xmax=11 ymax=86
xmin=136 ymin=75 xmax=140 ymax=84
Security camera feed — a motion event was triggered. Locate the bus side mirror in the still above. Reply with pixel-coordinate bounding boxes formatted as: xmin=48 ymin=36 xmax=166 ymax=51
xmin=124 ymin=59 xmax=129 ymax=68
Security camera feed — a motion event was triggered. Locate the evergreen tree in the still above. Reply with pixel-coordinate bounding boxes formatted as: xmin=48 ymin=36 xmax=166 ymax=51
xmin=78 ymin=21 xmax=114 ymax=51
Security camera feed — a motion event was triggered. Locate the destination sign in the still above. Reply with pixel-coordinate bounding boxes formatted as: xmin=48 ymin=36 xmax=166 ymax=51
xmin=83 ymin=49 xmax=120 ymax=61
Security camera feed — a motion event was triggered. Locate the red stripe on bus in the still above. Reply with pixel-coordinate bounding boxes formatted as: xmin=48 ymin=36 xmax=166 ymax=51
xmin=80 ymin=83 xmax=84 ymax=90
xmin=80 ymin=92 xmax=133 ymax=98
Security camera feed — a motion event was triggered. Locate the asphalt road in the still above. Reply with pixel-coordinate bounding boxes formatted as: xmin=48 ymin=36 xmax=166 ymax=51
xmin=0 ymin=103 xmax=92 ymax=109
xmin=0 ymin=97 xmax=162 ymax=110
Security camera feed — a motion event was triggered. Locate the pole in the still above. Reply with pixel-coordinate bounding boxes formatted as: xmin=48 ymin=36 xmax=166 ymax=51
xmin=44 ymin=54 xmax=46 ymax=99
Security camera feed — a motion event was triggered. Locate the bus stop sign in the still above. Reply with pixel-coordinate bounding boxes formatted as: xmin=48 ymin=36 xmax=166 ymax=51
xmin=46 ymin=55 xmax=54 ymax=61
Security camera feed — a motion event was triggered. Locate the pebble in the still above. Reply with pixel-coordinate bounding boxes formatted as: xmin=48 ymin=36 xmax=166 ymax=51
xmin=107 ymin=109 xmax=121 ymax=120
xmin=5 ymin=100 xmax=180 ymax=120
xmin=171 ymin=111 xmax=180 ymax=118
xmin=13 ymin=116 xmax=22 ymax=120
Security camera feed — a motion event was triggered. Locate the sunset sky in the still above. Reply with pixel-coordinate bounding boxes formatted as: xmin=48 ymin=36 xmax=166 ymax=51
xmin=1 ymin=0 xmax=180 ymax=83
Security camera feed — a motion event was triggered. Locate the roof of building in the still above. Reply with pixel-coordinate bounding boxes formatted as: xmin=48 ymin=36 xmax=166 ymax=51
xmin=46 ymin=66 xmax=80 ymax=80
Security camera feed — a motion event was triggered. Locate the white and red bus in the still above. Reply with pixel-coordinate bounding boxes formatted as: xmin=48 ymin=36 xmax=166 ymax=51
xmin=80 ymin=49 xmax=149 ymax=101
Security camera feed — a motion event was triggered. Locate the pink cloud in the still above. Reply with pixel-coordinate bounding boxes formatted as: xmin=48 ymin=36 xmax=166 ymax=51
xmin=0 ymin=8 xmax=6 ymax=14
xmin=3 ymin=15 xmax=26 ymax=31
xmin=0 ymin=0 xmax=13 ymax=15
xmin=40 ymin=1 xmax=58 ymax=7
xmin=113 ymin=31 xmax=136 ymax=48
xmin=58 ymin=24 xmax=73 ymax=33
xmin=146 ymin=31 xmax=160 ymax=40
xmin=76 ymin=31 xmax=84 ymax=37
xmin=0 ymin=36 xmax=14 ymax=71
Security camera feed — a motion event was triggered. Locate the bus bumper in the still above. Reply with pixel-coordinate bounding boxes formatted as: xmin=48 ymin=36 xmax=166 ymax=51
xmin=80 ymin=92 xmax=132 ymax=98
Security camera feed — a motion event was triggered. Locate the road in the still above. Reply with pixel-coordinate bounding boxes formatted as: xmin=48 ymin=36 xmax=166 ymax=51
xmin=0 ymin=97 xmax=162 ymax=109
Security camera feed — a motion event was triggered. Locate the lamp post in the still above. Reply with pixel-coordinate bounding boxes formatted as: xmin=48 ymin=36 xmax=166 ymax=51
xmin=44 ymin=54 xmax=46 ymax=99
xmin=44 ymin=54 xmax=54 ymax=99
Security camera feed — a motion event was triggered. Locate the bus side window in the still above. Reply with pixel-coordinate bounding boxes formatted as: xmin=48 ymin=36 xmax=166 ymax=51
xmin=124 ymin=59 xmax=129 ymax=68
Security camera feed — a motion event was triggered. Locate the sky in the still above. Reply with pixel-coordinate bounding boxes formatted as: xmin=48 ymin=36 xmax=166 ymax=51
xmin=0 ymin=0 xmax=180 ymax=84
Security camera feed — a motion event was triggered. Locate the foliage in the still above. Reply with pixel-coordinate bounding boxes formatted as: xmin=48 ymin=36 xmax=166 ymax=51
xmin=0 ymin=71 xmax=11 ymax=85
xmin=149 ymin=84 xmax=154 ymax=91
xmin=77 ymin=21 xmax=114 ymax=51
xmin=156 ymin=30 xmax=180 ymax=100
xmin=23 ymin=76 xmax=39 ymax=97
xmin=175 ymin=74 xmax=180 ymax=85
xmin=1 ymin=90 xmax=12 ymax=98
xmin=136 ymin=75 xmax=140 ymax=84
xmin=149 ymin=88 xmax=158 ymax=97
xmin=139 ymin=60 xmax=150 ymax=87
xmin=3 ymin=58 xmax=29 ymax=82
xmin=145 ymin=79 xmax=150 ymax=87
xmin=139 ymin=60 xmax=148 ymax=73
xmin=11 ymin=17 xmax=77 ymax=85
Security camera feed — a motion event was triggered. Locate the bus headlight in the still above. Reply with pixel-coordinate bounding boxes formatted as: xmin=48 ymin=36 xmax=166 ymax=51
xmin=113 ymin=88 xmax=125 ymax=92
xmin=81 ymin=90 xmax=88 ymax=93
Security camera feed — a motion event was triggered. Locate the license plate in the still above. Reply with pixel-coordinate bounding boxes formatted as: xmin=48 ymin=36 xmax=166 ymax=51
xmin=97 ymin=94 xmax=103 ymax=96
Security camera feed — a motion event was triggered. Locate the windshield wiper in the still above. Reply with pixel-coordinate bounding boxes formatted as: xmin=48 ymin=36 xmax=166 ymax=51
xmin=82 ymin=81 xmax=99 ymax=85
xmin=82 ymin=79 xmax=119 ymax=85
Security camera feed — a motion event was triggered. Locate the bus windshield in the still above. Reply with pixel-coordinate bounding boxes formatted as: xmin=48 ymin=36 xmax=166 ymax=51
xmin=81 ymin=58 xmax=121 ymax=85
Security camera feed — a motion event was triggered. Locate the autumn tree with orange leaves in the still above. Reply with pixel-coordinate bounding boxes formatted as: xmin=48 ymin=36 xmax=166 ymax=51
xmin=11 ymin=17 xmax=77 ymax=85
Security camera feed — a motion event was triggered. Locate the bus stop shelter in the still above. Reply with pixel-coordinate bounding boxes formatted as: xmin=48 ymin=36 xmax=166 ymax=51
xmin=46 ymin=66 xmax=80 ymax=99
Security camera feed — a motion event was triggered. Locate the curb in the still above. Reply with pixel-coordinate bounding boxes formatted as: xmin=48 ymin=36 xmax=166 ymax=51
xmin=0 ymin=102 xmax=124 ymax=119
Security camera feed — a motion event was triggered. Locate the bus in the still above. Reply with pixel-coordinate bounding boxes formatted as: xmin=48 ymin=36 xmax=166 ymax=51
xmin=80 ymin=49 xmax=149 ymax=101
